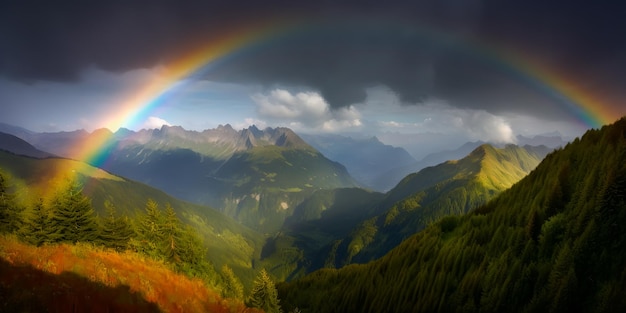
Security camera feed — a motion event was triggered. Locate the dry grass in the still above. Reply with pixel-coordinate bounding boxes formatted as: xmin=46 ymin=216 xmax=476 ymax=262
xmin=0 ymin=236 xmax=261 ymax=313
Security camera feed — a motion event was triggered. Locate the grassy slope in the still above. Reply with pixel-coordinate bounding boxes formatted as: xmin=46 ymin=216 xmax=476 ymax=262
xmin=278 ymin=118 xmax=626 ymax=313
xmin=0 ymin=236 xmax=258 ymax=313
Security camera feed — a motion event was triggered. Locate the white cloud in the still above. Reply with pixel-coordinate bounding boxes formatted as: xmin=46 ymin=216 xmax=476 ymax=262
xmin=251 ymin=89 xmax=362 ymax=132
xmin=455 ymin=111 xmax=516 ymax=143
xmin=140 ymin=116 xmax=171 ymax=129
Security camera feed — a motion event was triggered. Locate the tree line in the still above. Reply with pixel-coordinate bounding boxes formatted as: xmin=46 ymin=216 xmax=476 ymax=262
xmin=0 ymin=174 xmax=288 ymax=313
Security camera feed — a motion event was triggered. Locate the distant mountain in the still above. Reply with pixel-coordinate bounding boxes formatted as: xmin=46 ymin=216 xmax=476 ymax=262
xmin=4 ymin=124 xmax=358 ymax=232
xmin=516 ymin=133 xmax=568 ymax=148
xmin=0 ymin=132 xmax=55 ymax=158
xmin=0 ymin=123 xmax=35 ymax=138
xmin=300 ymin=134 xmax=416 ymax=191
xmin=278 ymin=118 xmax=626 ymax=313
xmin=375 ymin=141 xmax=485 ymax=190
xmin=0 ymin=150 xmax=265 ymax=286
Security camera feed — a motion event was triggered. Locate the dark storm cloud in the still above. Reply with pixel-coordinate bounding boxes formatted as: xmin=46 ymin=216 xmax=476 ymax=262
xmin=1 ymin=1 xmax=624 ymax=118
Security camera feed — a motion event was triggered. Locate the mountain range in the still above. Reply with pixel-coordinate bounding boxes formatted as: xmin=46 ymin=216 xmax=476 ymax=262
xmin=0 ymin=124 xmax=358 ymax=233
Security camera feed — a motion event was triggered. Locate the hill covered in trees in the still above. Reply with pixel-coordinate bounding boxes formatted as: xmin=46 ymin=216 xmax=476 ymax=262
xmin=264 ymin=144 xmax=548 ymax=278
xmin=278 ymin=117 xmax=626 ymax=313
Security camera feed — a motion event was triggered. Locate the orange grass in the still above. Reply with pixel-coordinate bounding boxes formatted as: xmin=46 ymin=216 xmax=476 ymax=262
xmin=0 ymin=236 xmax=261 ymax=313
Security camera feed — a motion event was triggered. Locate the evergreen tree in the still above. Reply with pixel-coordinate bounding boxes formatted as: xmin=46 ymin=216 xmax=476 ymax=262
xmin=49 ymin=180 xmax=99 ymax=243
xmin=0 ymin=171 xmax=20 ymax=234
xmin=161 ymin=203 xmax=182 ymax=264
xmin=221 ymin=264 xmax=244 ymax=300
xmin=19 ymin=198 xmax=61 ymax=246
xmin=247 ymin=268 xmax=282 ymax=313
xmin=135 ymin=199 xmax=163 ymax=258
xmin=99 ymin=201 xmax=135 ymax=251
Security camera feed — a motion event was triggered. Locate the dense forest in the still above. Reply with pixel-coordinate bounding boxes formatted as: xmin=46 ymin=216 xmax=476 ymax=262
xmin=277 ymin=117 xmax=626 ymax=312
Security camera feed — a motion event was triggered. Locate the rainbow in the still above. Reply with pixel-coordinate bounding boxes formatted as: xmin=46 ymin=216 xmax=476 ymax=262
xmin=73 ymin=18 xmax=619 ymax=169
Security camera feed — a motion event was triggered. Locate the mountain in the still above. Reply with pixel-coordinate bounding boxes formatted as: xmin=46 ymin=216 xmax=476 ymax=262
xmin=378 ymin=135 xmax=565 ymax=192
xmin=300 ymin=134 xmax=416 ymax=191
xmin=315 ymin=144 xmax=551 ymax=268
xmin=259 ymin=144 xmax=548 ymax=280
xmin=2 ymin=124 xmax=359 ymax=233
xmin=516 ymin=133 xmax=568 ymax=148
xmin=0 ymin=150 xmax=265 ymax=286
xmin=0 ymin=132 xmax=55 ymax=158
xmin=375 ymin=141 xmax=485 ymax=191
xmin=278 ymin=118 xmax=626 ymax=313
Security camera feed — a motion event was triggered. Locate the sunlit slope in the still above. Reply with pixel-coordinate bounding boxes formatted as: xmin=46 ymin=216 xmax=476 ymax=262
xmin=0 ymin=236 xmax=255 ymax=313
xmin=278 ymin=118 xmax=626 ymax=313
xmin=0 ymin=151 xmax=264 ymax=285
xmin=324 ymin=144 xmax=549 ymax=266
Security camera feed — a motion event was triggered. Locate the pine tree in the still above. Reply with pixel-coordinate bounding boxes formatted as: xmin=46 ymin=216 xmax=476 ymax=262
xmin=49 ymin=180 xmax=99 ymax=243
xmin=161 ymin=203 xmax=182 ymax=264
xmin=99 ymin=201 xmax=135 ymax=251
xmin=221 ymin=264 xmax=244 ymax=300
xmin=247 ymin=268 xmax=282 ymax=313
xmin=19 ymin=198 xmax=61 ymax=246
xmin=0 ymin=171 xmax=21 ymax=234
xmin=135 ymin=199 xmax=163 ymax=258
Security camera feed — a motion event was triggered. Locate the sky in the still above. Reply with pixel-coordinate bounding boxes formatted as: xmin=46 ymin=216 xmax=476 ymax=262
xmin=1 ymin=1 xmax=625 ymax=157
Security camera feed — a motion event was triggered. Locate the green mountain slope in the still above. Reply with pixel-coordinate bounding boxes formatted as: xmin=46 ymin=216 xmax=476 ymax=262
xmin=278 ymin=117 xmax=626 ymax=313
xmin=323 ymin=144 xmax=549 ymax=267
xmin=0 ymin=151 xmax=264 ymax=286
xmin=258 ymin=188 xmax=385 ymax=281
xmin=214 ymin=145 xmax=358 ymax=232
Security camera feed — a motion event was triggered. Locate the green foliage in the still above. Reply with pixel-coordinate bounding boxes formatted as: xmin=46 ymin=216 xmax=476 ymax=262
xmin=221 ymin=264 xmax=244 ymax=300
xmin=98 ymin=201 xmax=135 ymax=251
xmin=278 ymin=118 xmax=626 ymax=313
xmin=49 ymin=180 xmax=99 ymax=244
xmin=247 ymin=268 xmax=282 ymax=313
xmin=0 ymin=171 xmax=21 ymax=234
xmin=328 ymin=144 xmax=547 ymax=266
xmin=19 ymin=199 xmax=61 ymax=246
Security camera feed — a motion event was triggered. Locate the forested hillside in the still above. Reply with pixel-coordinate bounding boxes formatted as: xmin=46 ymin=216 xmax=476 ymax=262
xmin=317 ymin=144 xmax=549 ymax=268
xmin=278 ymin=117 xmax=626 ymax=313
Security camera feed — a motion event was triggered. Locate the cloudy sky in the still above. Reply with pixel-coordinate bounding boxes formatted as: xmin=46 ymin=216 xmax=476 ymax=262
xmin=1 ymin=1 xmax=625 ymax=156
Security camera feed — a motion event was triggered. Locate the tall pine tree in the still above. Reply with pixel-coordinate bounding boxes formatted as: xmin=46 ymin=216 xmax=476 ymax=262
xmin=99 ymin=201 xmax=135 ymax=251
xmin=161 ymin=203 xmax=182 ymax=264
xmin=134 ymin=199 xmax=163 ymax=258
xmin=221 ymin=264 xmax=244 ymax=300
xmin=247 ymin=268 xmax=282 ymax=313
xmin=50 ymin=180 xmax=99 ymax=243
xmin=19 ymin=198 xmax=61 ymax=246
xmin=0 ymin=171 xmax=21 ymax=234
